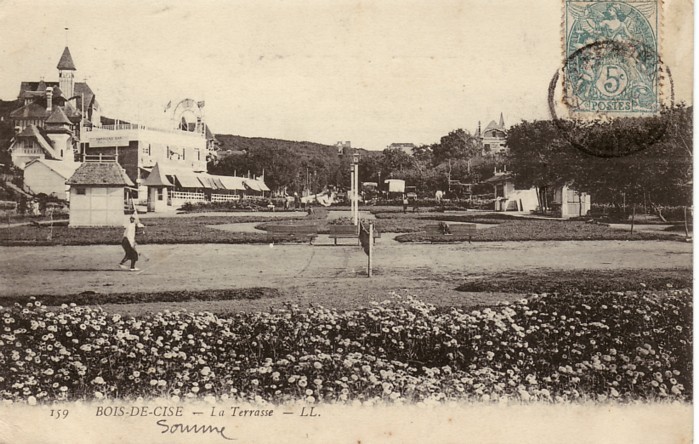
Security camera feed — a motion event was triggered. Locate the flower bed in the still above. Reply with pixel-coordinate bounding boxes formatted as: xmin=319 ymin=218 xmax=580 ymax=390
xmin=0 ymin=290 xmax=691 ymax=405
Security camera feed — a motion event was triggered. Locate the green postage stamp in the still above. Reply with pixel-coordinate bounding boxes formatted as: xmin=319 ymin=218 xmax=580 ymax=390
xmin=564 ymin=0 xmax=660 ymax=116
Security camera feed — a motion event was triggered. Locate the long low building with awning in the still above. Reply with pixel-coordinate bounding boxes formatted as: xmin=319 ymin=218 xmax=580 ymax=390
xmin=141 ymin=161 xmax=270 ymax=211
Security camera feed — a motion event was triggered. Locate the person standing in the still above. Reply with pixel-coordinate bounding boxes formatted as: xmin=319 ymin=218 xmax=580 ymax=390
xmin=402 ymin=195 xmax=409 ymax=213
xmin=119 ymin=215 xmax=144 ymax=271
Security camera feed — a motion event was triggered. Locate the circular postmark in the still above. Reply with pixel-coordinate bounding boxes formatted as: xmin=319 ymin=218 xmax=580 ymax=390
xmin=548 ymin=39 xmax=675 ymax=158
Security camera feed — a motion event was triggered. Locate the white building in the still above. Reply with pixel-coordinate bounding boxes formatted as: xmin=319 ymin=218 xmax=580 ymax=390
xmin=23 ymin=158 xmax=79 ymax=200
xmin=485 ymin=171 xmax=591 ymax=218
xmin=66 ymin=160 xmax=134 ymax=227
xmin=81 ymin=99 xmax=214 ymax=203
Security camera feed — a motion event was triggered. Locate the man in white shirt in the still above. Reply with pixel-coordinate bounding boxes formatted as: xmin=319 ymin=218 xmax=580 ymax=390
xmin=119 ymin=215 xmax=144 ymax=271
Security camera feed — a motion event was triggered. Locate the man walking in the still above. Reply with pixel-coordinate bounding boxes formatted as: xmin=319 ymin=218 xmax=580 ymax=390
xmin=119 ymin=214 xmax=144 ymax=271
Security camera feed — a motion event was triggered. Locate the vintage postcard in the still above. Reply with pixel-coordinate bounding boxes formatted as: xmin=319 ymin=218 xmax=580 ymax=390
xmin=0 ymin=0 xmax=693 ymax=443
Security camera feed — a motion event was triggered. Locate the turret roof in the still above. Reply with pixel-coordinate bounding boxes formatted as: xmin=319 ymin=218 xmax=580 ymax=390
xmin=57 ymin=47 xmax=76 ymax=71
xmin=45 ymin=107 xmax=72 ymax=125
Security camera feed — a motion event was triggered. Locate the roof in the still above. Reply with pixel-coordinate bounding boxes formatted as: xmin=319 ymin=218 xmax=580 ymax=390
xmin=57 ymin=47 xmax=76 ymax=71
xmin=18 ymin=81 xmax=96 ymax=113
xmin=141 ymin=163 xmax=173 ymax=187
xmin=16 ymin=124 xmax=48 ymax=140
xmin=196 ymin=175 xmax=218 ymax=189
xmin=174 ymin=174 xmax=202 ymax=188
xmin=243 ymin=178 xmax=270 ymax=192
xmin=45 ymin=107 xmax=72 ymax=125
xmin=24 ymin=159 xmax=80 ymax=179
xmin=217 ymin=175 xmax=246 ymax=191
xmin=12 ymin=124 xmax=57 ymax=158
xmin=243 ymin=179 xmax=262 ymax=192
xmin=10 ymin=102 xmax=49 ymax=120
xmin=67 ymin=162 xmax=135 ymax=186
xmin=74 ymin=82 xmax=97 ymax=112
xmin=484 ymin=114 xmax=506 ymax=134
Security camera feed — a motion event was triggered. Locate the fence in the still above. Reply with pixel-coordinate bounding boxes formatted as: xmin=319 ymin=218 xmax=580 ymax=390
xmin=170 ymin=191 xmax=205 ymax=202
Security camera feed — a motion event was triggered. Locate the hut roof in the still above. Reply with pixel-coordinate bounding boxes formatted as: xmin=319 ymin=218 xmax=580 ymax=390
xmin=67 ymin=162 xmax=135 ymax=186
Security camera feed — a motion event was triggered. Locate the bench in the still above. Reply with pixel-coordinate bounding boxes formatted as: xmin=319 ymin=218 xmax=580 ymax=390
xmin=266 ymin=224 xmax=318 ymax=244
xmin=424 ymin=222 xmax=477 ymax=243
xmin=329 ymin=225 xmax=381 ymax=245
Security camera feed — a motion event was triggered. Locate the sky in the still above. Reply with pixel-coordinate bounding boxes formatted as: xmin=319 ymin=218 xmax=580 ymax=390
xmin=0 ymin=0 xmax=692 ymax=150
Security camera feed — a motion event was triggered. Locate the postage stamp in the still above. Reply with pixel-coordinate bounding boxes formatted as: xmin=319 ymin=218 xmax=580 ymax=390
xmin=563 ymin=0 xmax=660 ymax=116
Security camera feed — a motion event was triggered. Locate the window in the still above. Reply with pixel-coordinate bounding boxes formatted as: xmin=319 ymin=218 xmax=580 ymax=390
xmin=157 ymin=188 xmax=163 ymax=201
xmin=76 ymin=187 xmax=86 ymax=195
xmin=142 ymin=144 xmax=150 ymax=155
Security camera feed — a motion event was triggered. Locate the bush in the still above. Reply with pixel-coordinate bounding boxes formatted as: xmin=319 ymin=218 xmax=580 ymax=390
xmin=179 ymin=199 xmax=269 ymax=212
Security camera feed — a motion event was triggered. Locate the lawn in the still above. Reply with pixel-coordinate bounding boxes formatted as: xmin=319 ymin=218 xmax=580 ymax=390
xmin=0 ymin=209 xmax=681 ymax=245
xmin=455 ymin=268 xmax=692 ymax=294
xmin=394 ymin=216 xmax=680 ymax=242
xmin=0 ymin=214 xmax=305 ymax=246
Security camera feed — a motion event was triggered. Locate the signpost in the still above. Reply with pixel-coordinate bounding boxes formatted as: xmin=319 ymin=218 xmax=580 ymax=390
xmin=359 ymin=222 xmax=373 ymax=277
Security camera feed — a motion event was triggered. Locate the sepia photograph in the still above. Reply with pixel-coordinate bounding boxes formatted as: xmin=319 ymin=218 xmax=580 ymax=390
xmin=0 ymin=0 xmax=693 ymax=442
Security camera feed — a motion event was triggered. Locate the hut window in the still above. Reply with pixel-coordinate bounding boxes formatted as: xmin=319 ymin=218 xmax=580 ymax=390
xmin=76 ymin=187 xmax=86 ymax=195
xmin=157 ymin=188 xmax=163 ymax=201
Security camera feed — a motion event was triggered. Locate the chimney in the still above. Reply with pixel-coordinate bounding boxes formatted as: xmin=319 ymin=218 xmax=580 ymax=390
xmin=46 ymin=88 xmax=53 ymax=111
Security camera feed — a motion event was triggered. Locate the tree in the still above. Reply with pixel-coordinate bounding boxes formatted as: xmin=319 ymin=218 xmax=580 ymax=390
xmin=412 ymin=144 xmax=434 ymax=164
xmin=380 ymin=147 xmax=412 ymax=176
xmin=507 ymin=105 xmax=693 ymax=213
xmin=432 ymin=129 xmax=481 ymax=165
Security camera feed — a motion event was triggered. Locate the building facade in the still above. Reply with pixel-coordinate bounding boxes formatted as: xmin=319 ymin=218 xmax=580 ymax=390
xmin=9 ymin=47 xmax=101 ymax=170
xmin=477 ymin=113 xmax=507 ymax=156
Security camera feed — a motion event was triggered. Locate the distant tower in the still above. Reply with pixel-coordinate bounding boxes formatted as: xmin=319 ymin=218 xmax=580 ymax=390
xmin=499 ymin=112 xmax=505 ymax=128
xmin=57 ymin=47 xmax=76 ymax=98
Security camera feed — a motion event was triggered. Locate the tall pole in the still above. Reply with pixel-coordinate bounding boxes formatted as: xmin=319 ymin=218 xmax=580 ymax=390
xmin=367 ymin=223 xmax=373 ymax=277
xmin=350 ymin=163 xmax=355 ymax=225
xmin=353 ymin=155 xmax=359 ymax=225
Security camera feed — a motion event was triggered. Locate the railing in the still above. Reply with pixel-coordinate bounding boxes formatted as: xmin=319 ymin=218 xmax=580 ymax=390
xmin=85 ymin=124 xmax=204 ymax=138
xmin=170 ymin=191 xmax=205 ymax=202
xmin=211 ymin=194 xmax=241 ymax=202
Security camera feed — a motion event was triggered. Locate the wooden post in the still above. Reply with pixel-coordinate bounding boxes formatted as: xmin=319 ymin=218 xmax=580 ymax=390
xmin=630 ymin=204 xmax=636 ymax=234
xmin=368 ymin=223 xmax=373 ymax=278
xmin=684 ymin=206 xmax=690 ymax=240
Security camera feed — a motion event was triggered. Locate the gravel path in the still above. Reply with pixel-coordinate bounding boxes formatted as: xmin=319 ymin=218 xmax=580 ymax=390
xmin=0 ymin=241 xmax=691 ymax=305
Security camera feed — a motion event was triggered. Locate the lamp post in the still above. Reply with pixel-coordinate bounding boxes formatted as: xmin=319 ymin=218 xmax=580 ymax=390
xmin=352 ymin=151 xmax=360 ymax=225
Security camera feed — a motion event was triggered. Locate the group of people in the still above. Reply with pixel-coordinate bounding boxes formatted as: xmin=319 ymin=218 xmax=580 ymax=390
xmin=402 ymin=195 xmax=420 ymax=213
